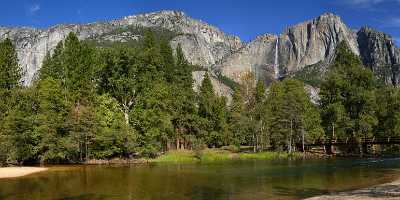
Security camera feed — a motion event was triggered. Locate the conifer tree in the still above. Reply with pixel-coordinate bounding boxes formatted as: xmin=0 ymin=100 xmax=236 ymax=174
xmin=320 ymin=42 xmax=377 ymax=155
xmin=0 ymin=38 xmax=21 ymax=89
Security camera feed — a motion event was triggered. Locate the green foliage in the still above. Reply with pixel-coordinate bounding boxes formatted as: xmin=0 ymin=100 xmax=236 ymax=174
xmin=265 ymin=78 xmax=322 ymax=152
xmin=198 ymin=72 xmax=230 ymax=147
xmin=293 ymin=62 xmax=324 ymax=87
xmin=3 ymin=30 xmax=400 ymax=165
xmin=153 ymin=149 xmax=303 ymax=163
xmin=87 ymin=26 xmax=178 ymax=48
xmin=0 ymin=38 xmax=21 ymax=89
xmin=40 ymin=32 xmax=98 ymax=103
xmin=153 ymin=150 xmax=198 ymax=163
xmin=35 ymin=78 xmax=68 ymax=163
xmin=0 ymin=88 xmax=38 ymax=164
xmin=229 ymin=88 xmax=248 ymax=146
xmin=92 ymin=94 xmax=136 ymax=159
xmin=374 ymin=87 xmax=400 ymax=138
xmin=320 ymin=42 xmax=377 ymax=142
xmin=217 ymin=73 xmax=239 ymax=90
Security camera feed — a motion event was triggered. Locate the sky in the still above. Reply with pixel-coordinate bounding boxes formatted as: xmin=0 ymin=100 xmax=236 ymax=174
xmin=2 ymin=0 xmax=400 ymax=44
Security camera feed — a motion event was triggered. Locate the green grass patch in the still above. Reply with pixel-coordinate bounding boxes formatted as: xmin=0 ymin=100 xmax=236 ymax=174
xmin=153 ymin=150 xmax=199 ymax=163
xmin=199 ymin=149 xmax=233 ymax=163
xmin=238 ymin=152 xmax=302 ymax=160
xmin=152 ymin=149 xmax=306 ymax=164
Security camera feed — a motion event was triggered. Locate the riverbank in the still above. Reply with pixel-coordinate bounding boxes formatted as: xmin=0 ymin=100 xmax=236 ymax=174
xmin=85 ymin=149 xmax=311 ymax=165
xmin=0 ymin=167 xmax=48 ymax=179
xmin=152 ymin=149 xmax=310 ymax=163
xmin=306 ymin=179 xmax=400 ymax=200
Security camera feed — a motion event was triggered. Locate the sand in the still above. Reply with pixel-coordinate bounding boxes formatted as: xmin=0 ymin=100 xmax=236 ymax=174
xmin=305 ymin=180 xmax=400 ymax=200
xmin=0 ymin=167 xmax=48 ymax=179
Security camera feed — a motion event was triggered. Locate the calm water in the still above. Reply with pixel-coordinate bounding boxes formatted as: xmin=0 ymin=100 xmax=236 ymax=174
xmin=1 ymin=158 xmax=400 ymax=200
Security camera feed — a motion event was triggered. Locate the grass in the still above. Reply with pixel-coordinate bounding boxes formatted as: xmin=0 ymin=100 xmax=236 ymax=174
xmin=199 ymin=149 xmax=233 ymax=163
xmin=152 ymin=149 xmax=305 ymax=164
xmin=238 ymin=152 xmax=303 ymax=160
xmin=153 ymin=150 xmax=198 ymax=163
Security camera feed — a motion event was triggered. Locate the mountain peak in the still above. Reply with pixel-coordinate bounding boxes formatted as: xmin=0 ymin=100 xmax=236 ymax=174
xmin=318 ymin=12 xmax=340 ymax=18
xmin=123 ymin=10 xmax=186 ymax=20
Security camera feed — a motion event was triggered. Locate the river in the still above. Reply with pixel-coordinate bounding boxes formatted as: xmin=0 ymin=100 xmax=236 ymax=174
xmin=0 ymin=158 xmax=400 ymax=200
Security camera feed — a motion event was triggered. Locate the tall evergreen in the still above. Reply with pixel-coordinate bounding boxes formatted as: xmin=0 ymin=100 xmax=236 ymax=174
xmin=229 ymin=88 xmax=248 ymax=147
xmin=0 ymin=38 xmax=21 ymax=89
xmin=320 ymin=42 xmax=377 ymax=155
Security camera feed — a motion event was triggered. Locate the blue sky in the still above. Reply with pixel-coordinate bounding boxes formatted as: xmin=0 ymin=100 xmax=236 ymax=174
xmin=2 ymin=0 xmax=400 ymax=44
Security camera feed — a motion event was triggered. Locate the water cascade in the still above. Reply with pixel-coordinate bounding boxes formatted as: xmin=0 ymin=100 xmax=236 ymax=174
xmin=274 ymin=37 xmax=279 ymax=79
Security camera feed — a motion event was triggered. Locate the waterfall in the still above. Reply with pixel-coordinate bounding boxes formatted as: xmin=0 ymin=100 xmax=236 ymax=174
xmin=274 ymin=38 xmax=279 ymax=79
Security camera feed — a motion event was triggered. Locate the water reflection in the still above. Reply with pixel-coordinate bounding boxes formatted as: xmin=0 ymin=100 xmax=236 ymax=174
xmin=0 ymin=158 xmax=399 ymax=200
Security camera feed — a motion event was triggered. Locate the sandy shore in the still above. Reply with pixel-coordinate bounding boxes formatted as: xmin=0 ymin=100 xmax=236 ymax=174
xmin=305 ymin=180 xmax=400 ymax=200
xmin=0 ymin=167 xmax=48 ymax=179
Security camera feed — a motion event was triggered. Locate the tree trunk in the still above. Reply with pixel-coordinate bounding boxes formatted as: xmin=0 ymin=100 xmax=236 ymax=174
xmin=122 ymin=100 xmax=133 ymax=125
xmin=289 ymin=120 xmax=293 ymax=154
xmin=302 ymin=129 xmax=305 ymax=153
xmin=253 ymin=133 xmax=256 ymax=153
xmin=176 ymin=137 xmax=179 ymax=150
xmin=122 ymin=104 xmax=130 ymax=125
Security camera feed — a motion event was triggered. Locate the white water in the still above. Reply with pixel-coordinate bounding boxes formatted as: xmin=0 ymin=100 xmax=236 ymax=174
xmin=274 ymin=38 xmax=279 ymax=79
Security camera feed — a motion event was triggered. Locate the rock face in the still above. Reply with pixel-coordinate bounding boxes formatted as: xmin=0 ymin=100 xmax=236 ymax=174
xmin=217 ymin=13 xmax=361 ymax=83
xmin=1 ymin=11 xmax=400 ymax=87
xmin=0 ymin=10 xmax=242 ymax=84
xmin=218 ymin=34 xmax=278 ymax=84
xmin=357 ymin=27 xmax=400 ymax=85
xmin=278 ymin=13 xmax=359 ymax=74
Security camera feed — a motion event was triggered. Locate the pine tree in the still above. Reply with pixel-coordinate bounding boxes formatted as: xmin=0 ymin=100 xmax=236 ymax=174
xmin=198 ymin=72 xmax=215 ymax=119
xmin=0 ymin=38 xmax=21 ymax=89
xmin=168 ymin=44 xmax=197 ymax=150
xmin=159 ymin=39 xmax=175 ymax=82
xmin=35 ymin=78 xmax=68 ymax=163
xmin=39 ymin=41 xmax=65 ymax=81
xmin=320 ymin=41 xmax=377 ymax=155
xmin=229 ymin=88 xmax=247 ymax=147
xmin=0 ymin=88 xmax=37 ymax=165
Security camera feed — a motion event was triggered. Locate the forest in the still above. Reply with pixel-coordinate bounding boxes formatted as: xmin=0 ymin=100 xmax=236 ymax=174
xmin=0 ymin=30 xmax=399 ymax=165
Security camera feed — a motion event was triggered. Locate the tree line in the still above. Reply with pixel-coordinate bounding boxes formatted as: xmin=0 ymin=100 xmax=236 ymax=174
xmin=0 ymin=31 xmax=399 ymax=165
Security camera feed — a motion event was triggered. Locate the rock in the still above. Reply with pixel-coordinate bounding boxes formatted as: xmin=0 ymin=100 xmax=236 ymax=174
xmin=357 ymin=27 xmax=400 ymax=85
xmin=0 ymin=10 xmax=242 ymax=85
xmin=218 ymin=34 xmax=278 ymax=84
xmin=1 ymin=10 xmax=400 ymax=91
xmin=217 ymin=13 xmax=360 ymax=83
xmin=304 ymin=84 xmax=320 ymax=104
xmin=279 ymin=13 xmax=359 ymax=74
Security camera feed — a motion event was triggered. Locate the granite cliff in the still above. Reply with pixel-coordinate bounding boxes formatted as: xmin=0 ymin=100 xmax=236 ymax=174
xmin=0 ymin=10 xmax=242 ymax=85
xmin=1 ymin=11 xmax=399 ymax=95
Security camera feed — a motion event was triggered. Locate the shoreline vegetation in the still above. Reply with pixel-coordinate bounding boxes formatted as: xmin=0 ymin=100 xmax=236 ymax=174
xmin=152 ymin=149 xmax=307 ymax=163
xmin=84 ymin=149 xmax=309 ymax=165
